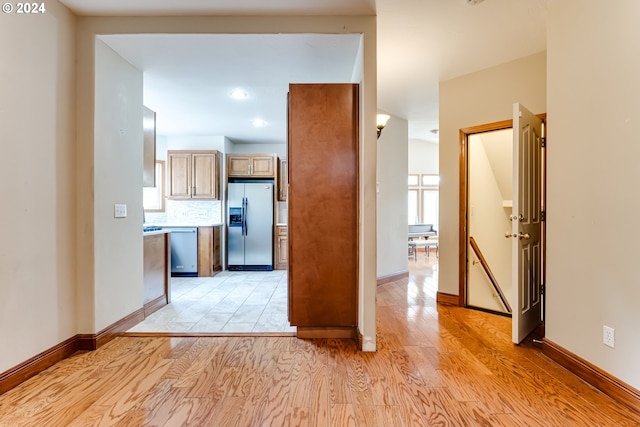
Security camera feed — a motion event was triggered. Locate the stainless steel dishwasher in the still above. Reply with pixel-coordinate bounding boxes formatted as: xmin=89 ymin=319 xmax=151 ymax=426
xmin=167 ymin=227 xmax=198 ymax=276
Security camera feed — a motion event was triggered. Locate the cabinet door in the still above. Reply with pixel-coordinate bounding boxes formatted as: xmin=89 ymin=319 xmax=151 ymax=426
xmin=276 ymin=226 xmax=288 ymax=270
xmin=167 ymin=152 xmax=191 ymax=199
xmin=251 ymin=156 xmax=275 ymax=177
xmin=192 ymin=152 xmax=218 ymax=199
xmin=278 ymin=158 xmax=288 ymax=201
xmin=227 ymin=156 xmax=251 ymax=177
xmin=197 ymin=226 xmax=221 ymax=276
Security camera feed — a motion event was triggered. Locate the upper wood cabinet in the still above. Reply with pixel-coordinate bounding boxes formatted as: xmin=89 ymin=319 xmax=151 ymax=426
xmin=277 ymin=158 xmax=288 ymax=201
xmin=167 ymin=150 xmax=219 ymax=200
xmin=227 ymin=154 xmax=276 ymax=178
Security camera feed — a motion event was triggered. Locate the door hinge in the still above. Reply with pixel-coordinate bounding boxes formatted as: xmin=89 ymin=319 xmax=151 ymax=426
xmin=541 ymin=283 xmax=545 ymax=296
xmin=541 ymin=210 xmax=546 ymax=221
xmin=541 ymin=137 xmax=546 ymax=148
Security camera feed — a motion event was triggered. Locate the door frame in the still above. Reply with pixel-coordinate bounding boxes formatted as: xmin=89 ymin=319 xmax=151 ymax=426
xmin=458 ymin=115 xmax=546 ymax=309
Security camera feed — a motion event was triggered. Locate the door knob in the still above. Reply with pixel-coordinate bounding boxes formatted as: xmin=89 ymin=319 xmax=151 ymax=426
xmin=519 ymin=232 xmax=531 ymax=240
xmin=505 ymin=232 xmax=515 ymax=238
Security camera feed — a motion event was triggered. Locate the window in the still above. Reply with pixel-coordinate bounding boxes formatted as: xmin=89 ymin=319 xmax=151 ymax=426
xmin=421 ymin=174 xmax=439 ymax=186
xmin=421 ymin=189 xmax=439 ymax=229
xmin=408 ymin=189 xmax=419 ymax=224
xmin=408 ymin=174 xmax=439 ymax=228
xmin=143 ymin=160 xmax=165 ymax=212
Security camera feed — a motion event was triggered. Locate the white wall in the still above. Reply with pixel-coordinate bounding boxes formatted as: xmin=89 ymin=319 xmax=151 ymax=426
xmin=94 ymin=39 xmax=144 ymax=330
xmin=76 ymin=15 xmax=378 ymax=350
xmin=230 ymin=143 xmax=286 ymax=157
xmin=547 ymin=1 xmax=640 ymax=389
xmin=0 ymin=2 xmax=77 ymax=371
xmin=408 ymin=139 xmax=438 ymax=175
xmin=439 ymin=52 xmax=546 ymax=297
xmin=166 ymin=135 xmax=227 ymax=152
xmin=376 ymin=114 xmax=409 ymax=278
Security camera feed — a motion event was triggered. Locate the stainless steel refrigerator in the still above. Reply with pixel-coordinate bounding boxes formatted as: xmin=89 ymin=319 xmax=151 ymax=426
xmin=227 ymin=181 xmax=274 ymax=271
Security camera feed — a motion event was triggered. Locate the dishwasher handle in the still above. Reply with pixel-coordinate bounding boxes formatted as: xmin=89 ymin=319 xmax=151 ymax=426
xmin=167 ymin=228 xmax=197 ymax=233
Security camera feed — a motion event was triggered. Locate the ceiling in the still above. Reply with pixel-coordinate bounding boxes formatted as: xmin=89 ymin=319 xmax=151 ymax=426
xmin=60 ymin=0 xmax=548 ymax=144
xmin=100 ymin=34 xmax=363 ymax=144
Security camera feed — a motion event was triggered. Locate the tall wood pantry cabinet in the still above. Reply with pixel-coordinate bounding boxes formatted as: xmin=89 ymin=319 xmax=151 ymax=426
xmin=287 ymin=83 xmax=359 ymax=339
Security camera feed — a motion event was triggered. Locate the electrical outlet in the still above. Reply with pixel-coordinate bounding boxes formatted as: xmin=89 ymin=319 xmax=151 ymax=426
xmin=603 ymin=325 xmax=615 ymax=348
xmin=114 ymin=204 xmax=127 ymax=218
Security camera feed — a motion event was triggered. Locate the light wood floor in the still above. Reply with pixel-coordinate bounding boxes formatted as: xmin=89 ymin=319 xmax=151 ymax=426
xmin=1 ymin=257 xmax=638 ymax=426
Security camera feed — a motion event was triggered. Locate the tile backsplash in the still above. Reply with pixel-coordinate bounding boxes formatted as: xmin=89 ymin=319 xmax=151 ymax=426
xmin=146 ymin=199 xmax=286 ymax=226
xmin=145 ymin=199 xmax=222 ymax=225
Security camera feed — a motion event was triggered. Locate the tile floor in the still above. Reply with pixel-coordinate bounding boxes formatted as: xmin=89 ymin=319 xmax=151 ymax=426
xmin=128 ymin=270 xmax=296 ymax=334
xmin=129 ymin=254 xmax=438 ymax=335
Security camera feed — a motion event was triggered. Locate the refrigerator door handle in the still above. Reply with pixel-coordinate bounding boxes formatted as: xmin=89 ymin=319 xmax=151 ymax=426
xmin=242 ymin=197 xmax=248 ymax=236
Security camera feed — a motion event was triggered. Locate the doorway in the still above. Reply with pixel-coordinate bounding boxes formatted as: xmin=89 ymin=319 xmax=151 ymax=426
xmin=97 ymin=33 xmax=364 ymax=336
xmin=467 ymin=128 xmax=513 ymax=316
xmin=459 ymin=111 xmax=546 ymax=343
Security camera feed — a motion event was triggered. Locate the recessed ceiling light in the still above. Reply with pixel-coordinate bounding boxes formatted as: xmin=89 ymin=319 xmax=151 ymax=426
xmin=252 ymin=119 xmax=266 ymax=127
xmin=230 ymin=89 xmax=248 ymax=100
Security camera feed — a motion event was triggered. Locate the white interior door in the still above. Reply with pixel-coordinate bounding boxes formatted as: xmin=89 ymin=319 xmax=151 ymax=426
xmin=512 ymin=103 xmax=543 ymax=344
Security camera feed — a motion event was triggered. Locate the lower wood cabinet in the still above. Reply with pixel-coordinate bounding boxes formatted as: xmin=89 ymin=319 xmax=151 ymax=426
xmin=197 ymin=226 xmax=222 ymax=277
xmin=143 ymin=232 xmax=171 ymax=317
xmin=275 ymin=225 xmax=288 ymax=270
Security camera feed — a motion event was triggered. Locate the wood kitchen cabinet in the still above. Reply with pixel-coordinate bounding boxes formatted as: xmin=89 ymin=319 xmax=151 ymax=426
xmin=197 ymin=226 xmax=222 ymax=277
xmin=287 ymin=84 xmax=359 ymax=339
xmin=277 ymin=158 xmax=288 ymax=201
xmin=167 ymin=150 xmax=219 ymax=200
xmin=275 ymin=225 xmax=288 ymax=270
xmin=143 ymin=231 xmax=171 ymax=317
xmin=227 ymin=154 xmax=276 ymax=178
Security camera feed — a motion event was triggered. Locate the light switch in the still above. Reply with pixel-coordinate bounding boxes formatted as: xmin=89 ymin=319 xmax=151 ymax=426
xmin=114 ymin=204 xmax=127 ymax=218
